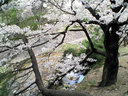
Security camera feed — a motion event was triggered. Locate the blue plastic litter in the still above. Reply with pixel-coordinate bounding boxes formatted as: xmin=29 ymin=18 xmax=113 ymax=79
xmin=77 ymin=75 xmax=85 ymax=83
xmin=69 ymin=80 xmax=76 ymax=85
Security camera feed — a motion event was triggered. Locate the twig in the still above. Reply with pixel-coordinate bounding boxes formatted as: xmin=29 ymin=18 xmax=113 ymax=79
xmin=14 ymin=81 xmax=36 ymax=96
xmin=94 ymin=0 xmax=104 ymax=10
xmin=15 ymin=70 xmax=33 ymax=80
xmin=0 ymin=43 xmax=22 ymax=53
xmin=69 ymin=29 xmax=83 ymax=31
xmin=31 ymin=34 xmax=61 ymax=48
xmin=48 ymin=0 xmax=76 ymax=15
xmin=12 ymin=66 xmax=32 ymax=73
xmin=77 ymin=20 xmax=95 ymax=51
xmin=48 ymin=22 xmax=75 ymax=57
xmin=71 ymin=0 xmax=76 ymax=15
xmin=81 ymin=0 xmax=100 ymax=20
xmin=94 ymin=49 xmax=106 ymax=56
xmin=48 ymin=67 xmax=75 ymax=88
xmin=80 ymin=51 xmax=93 ymax=65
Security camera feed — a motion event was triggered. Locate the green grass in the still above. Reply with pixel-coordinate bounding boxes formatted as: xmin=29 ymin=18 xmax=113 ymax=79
xmin=61 ymin=43 xmax=86 ymax=57
xmin=78 ymin=80 xmax=96 ymax=90
xmin=88 ymin=80 xmax=97 ymax=85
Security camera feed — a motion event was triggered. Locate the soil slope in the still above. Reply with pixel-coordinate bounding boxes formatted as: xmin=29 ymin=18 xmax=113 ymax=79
xmin=77 ymin=47 xmax=128 ymax=96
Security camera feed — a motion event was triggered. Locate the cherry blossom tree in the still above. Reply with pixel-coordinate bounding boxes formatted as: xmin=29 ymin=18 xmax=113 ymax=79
xmin=0 ymin=0 xmax=128 ymax=96
xmin=0 ymin=0 xmax=92 ymax=96
xmin=48 ymin=0 xmax=128 ymax=87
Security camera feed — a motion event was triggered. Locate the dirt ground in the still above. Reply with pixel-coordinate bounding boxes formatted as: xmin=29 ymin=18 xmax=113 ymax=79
xmin=76 ymin=47 xmax=128 ymax=96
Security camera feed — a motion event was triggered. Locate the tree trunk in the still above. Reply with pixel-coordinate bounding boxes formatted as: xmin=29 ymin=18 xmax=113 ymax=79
xmin=99 ymin=25 xmax=120 ymax=86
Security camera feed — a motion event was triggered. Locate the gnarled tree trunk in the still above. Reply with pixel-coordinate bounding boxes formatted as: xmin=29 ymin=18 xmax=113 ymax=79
xmin=99 ymin=24 xmax=120 ymax=86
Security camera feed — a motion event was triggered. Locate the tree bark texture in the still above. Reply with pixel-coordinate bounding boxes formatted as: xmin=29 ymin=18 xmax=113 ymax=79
xmin=99 ymin=24 xmax=120 ymax=86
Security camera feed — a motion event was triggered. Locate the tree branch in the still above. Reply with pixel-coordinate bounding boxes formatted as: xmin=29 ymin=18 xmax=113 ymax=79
xmin=48 ymin=21 xmax=75 ymax=55
xmin=84 ymin=20 xmax=104 ymax=25
xmin=14 ymin=81 xmax=36 ymax=96
xmin=94 ymin=0 xmax=104 ymax=10
xmin=12 ymin=66 xmax=32 ymax=73
xmin=77 ymin=20 xmax=95 ymax=51
xmin=15 ymin=70 xmax=33 ymax=80
xmin=10 ymin=70 xmax=33 ymax=86
xmin=69 ymin=29 xmax=83 ymax=31
xmin=94 ymin=49 xmax=106 ymax=56
xmin=31 ymin=33 xmax=61 ymax=48
xmin=80 ymin=51 xmax=93 ymax=65
xmin=81 ymin=0 xmax=100 ymax=20
xmin=0 ymin=43 xmax=22 ymax=53
xmin=48 ymin=0 xmax=76 ymax=15
xmin=71 ymin=0 xmax=76 ymax=15
xmin=48 ymin=67 xmax=75 ymax=88
xmin=0 ymin=0 xmax=10 ymax=7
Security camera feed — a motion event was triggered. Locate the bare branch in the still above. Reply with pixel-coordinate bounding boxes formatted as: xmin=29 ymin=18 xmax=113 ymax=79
xmin=84 ymin=20 xmax=104 ymax=25
xmin=110 ymin=0 xmax=123 ymax=13
xmin=60 ymin=0 xmax=64 ymax=8
xmin=31 ymin=33 xmax=60 ymax=48
xmin=0 ymin=0 xmax=10 ymax=7
xmin=48 ymin=21 xmax=75 ymax=56
xmin=48 ymin=0 xmax=76 ymax=15
xmin=0 ymin=43 xmax=22 ymax=53
xmin=26 ymin=47 xmax=45 ymax=92
xmin=94 ymin=0 xmax=104 ymax=10
xmin=49 ymin=31 xmax=66 ymax=35
xmin=15 ymin=70 xmax=33 ymax=80
xmin=69 ymin=29 xmax=83 ymax=31
xmin=94 ymin=49 xmax=106 ymax=56
xmin=77 ymin=20 xmax=95 ymax=50
xmin=71 ymin=0 xmax=76 ymax=15
xmin=48 ymin=67 xmax=75 ymax=88
xmin=119 ymin=37 xmax=125 ymax=47
xmin=80 ymin=51 xmax=93 ymax=65
xmin=27 ymin=28 xmax=51 ymax=39
xmin=12 ymin=66 xmax=32 ymax=73
xmin=81 ymin=0 xmax=100 ymax=20
xmin=10 ymin=70 xmax=33 ymax=86
xmin=14 ymin=81 xmax=36 ymax=96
